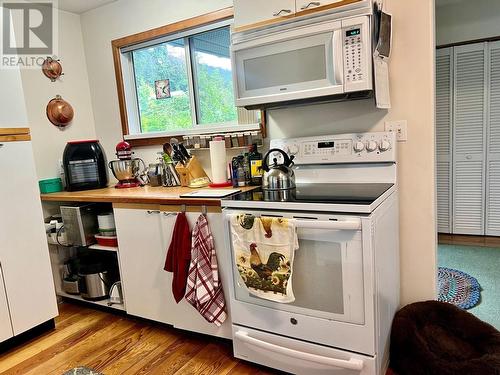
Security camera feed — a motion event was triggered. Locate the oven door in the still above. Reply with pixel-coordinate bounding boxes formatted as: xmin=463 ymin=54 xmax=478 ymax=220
xmin=224 ymin=209 xmax=375 ymax=355
xmin=232 ymin=20 xmax=345 ymax=107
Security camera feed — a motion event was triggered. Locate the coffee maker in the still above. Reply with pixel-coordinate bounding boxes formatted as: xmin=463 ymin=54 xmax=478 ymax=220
xmin=108 ymin=141 xmax=147 ymax=188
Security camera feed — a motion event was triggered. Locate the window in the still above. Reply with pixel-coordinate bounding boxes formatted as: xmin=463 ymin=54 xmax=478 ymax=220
xmin=113 ymin=10 xmax=261 ymax=143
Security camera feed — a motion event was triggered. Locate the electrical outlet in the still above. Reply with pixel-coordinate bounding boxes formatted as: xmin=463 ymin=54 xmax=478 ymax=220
xmin=385 ymin=120 xmax=408 ymax=141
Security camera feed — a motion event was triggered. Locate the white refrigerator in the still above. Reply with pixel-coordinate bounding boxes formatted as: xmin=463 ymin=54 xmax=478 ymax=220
xmin=0 ymin=128 xmax=58 ymax=342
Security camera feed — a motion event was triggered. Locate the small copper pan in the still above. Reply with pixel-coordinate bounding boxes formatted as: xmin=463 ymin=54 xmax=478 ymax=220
xmin=46 ymin=95 xmax=74 ymax=128
xmin=42 ymin=57 xmax=63 ymax=81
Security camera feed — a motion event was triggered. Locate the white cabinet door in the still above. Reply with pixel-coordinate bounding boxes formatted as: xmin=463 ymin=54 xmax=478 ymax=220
xmin=163 ymin=212 xmax=232 ymax=339
xmin=486 ymin=41 xmax=500 ymax=235
xmin=0 ymin=141 xmax=58 ymax=335
xmin=453 ymin=44 xmax=487 ymax=235
xmin=436 ymin=48 xmax=453 ymax=234
xmin=295 ymin=0 xmax=342 ymax=13
xmin=0 ymin=68 xmax=28 ymax=127
xmin=114 ymin=208 xmax=176 ymax=325
xmin=0 ymin=265 xmax=13 ymax=343
xmin=234 ymin=0 xmax=295 ymax=30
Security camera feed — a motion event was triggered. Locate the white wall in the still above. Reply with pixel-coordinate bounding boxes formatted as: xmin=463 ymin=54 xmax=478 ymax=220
xmin=80 ymin=0 xmax=233 ymax=168
xmin=81 ymin=0 xmax=436 ymax=305
xmin=436 ymin=0 xmax=500 ymax=46
xmin=20 ymin=10 xmax=97 ymax=179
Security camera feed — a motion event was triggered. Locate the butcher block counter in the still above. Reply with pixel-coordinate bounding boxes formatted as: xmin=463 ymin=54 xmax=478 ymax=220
xmin=40 ymin=185 xmax=256 ymax=206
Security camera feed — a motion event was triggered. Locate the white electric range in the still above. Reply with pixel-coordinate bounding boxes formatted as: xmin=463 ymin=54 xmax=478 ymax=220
xmin=222 ymin=132 xmax=399 ymax=375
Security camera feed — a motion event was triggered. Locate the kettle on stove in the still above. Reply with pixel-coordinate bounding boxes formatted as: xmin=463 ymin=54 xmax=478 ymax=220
xmin=262 ymin=148 xmax=296 ymax=191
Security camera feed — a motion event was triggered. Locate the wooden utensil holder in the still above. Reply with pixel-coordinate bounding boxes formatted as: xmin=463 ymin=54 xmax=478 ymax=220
xmin=175 ymin=156 xmax=209 ymax=187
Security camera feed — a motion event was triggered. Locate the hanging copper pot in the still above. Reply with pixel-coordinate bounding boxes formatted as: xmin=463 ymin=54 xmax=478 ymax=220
xmin=42 ymin=57 xmax=63 ymax=81
xmin=46 ymin=95 xmax=74 ymax=128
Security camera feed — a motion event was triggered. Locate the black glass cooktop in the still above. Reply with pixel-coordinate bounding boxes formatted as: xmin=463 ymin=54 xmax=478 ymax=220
xmin=226 ymin=183 xmax=394 ymax=205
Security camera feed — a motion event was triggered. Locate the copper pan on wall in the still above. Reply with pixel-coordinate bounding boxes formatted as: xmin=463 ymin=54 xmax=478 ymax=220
xmin=42 ymin=57 xmax=63 ymax=81
xmin=46 ymin=95 xmax=74 ymax=129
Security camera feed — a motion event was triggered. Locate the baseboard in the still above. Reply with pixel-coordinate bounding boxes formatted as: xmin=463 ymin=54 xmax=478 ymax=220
xmin=0 ymin=319 xmax=55 ymax=353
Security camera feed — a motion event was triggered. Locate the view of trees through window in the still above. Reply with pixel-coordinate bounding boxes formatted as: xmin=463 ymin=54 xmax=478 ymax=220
xmin=132 ymin=26 xmax=237 ymax=133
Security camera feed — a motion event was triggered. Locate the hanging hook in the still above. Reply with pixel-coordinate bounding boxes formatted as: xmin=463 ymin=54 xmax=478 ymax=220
xmin=180 ymin=204 xmax=186 ymax=213
xmin=201 ymin=205 xmax=207 ymax=216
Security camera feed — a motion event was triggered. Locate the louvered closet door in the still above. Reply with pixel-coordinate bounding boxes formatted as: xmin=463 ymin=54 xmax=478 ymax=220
xmin=436 ymin=48 xmax=453 ymax=233
xmin=453 ymin=43 xmax=487 ymax=235
xmin=486 ymin=42 xmax=500 ymax=235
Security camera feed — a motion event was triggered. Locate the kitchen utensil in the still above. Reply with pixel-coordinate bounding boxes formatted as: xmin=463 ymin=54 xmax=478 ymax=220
xmin=94 ymin=235 xmax=118 ymax=247
xmin=148 ymin=163 xmax=163 ymax=187
xmin=162 ymin=162 xmax=180 ymax=187
xmin=108 ymin=281 xmax=123 ymax=306
xmin=62 ymin=259 xmax=81 ymax=295
xmin=261 ymin=148 xmax=296 ymax=191
xmin=62 ymin=140 xmax=108 ymax=191
xmin=39 ymin=178 xmax=63 ymax=193
xmin=108 ymin=158 xmax=146 ymax=188
xmin=115 ymin=140 xmax=133 ymax=160
xmin=178 ymin=143 xmax=191 ymax=160
xmin=97 ymin=213 xmax=115 ymax=230
xmin=42 ymin=57 xmax=63 ymax=81
xmin=46 ymin=95 xmax=74 ymax=128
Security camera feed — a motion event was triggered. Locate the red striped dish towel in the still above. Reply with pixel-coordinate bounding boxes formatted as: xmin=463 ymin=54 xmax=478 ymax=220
xmin=185 ymin=214 xmax=227 ymax=326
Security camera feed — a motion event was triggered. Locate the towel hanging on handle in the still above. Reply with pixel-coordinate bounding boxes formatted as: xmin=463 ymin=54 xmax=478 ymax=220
xmin=230 ymin=214 xmax=298 ymax=303
xmin=164 ymin=212 xmax=191 ymax=303
xmin=185 ymin=214 xmax=227 ymax=326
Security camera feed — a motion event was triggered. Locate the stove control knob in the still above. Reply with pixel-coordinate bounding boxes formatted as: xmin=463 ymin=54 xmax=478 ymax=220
xmin=287 ymin=144 xmax=300 ymax=156
xmin=353 ymin=141 xmax=365 ymax=152
xmin=366 ymin=140 xmax=378 ymax=152
xmin=379 ymin=140 xmax=391 ymax=152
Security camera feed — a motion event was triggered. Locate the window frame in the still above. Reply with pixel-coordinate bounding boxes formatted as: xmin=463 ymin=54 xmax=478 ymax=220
xmin=111 ymin=7 xmax=265 ymax=147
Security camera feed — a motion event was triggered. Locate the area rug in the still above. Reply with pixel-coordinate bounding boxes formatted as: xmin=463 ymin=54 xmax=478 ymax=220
xmin=437 ymin=267 xmax=481 ymax=309
xmin=62 ymin=367 xmax=103 ymax=375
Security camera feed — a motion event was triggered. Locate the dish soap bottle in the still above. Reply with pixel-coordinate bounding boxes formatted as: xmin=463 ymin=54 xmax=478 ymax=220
xmin=248 ymin=144 xmax=262 ymax=186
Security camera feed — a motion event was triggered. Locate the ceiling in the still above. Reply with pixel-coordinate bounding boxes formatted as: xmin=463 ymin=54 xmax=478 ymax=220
xmin=56 ymin=0 xmax=117 ymax=14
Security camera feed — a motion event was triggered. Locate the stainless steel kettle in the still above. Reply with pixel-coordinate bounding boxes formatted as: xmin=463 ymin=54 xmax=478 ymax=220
xmin=262 ymin=148 xmax=296 ymax=191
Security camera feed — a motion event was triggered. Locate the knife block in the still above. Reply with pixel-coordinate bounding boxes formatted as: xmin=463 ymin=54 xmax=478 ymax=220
xmin=175 ymin=156 xmax=209 ymax=187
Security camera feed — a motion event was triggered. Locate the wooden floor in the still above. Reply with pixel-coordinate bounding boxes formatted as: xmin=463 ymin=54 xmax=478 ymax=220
xmin=0 ymin=302 xmax=280 ymax=375
xmin=438 ymin=233 xmax=500 ymax=247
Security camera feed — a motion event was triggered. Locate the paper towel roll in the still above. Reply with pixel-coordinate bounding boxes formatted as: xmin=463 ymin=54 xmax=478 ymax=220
xmin=209 ymin=138 xmax=227 ymax=184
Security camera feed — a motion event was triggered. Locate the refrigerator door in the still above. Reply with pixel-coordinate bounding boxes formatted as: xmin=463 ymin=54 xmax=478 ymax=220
xmin=0 ymin=140 xmax=58 ymax=335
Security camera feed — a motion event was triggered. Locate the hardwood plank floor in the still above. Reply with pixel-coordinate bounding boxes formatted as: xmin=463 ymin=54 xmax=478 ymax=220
xmin=0 ymin=303 xmax=281 ymax=375
xmin=438 ymin=233 xmax=500 ymax=247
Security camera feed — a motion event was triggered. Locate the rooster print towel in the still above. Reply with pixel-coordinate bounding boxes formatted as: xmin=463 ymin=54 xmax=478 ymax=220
xmin=230 ymin=214 xmax=299 ymax=303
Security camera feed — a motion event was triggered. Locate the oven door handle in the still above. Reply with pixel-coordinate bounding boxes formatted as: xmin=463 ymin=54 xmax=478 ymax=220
xmin=235 ymin=331 xmax=364 ymax=370
xmin=295 ymin=219 xmax=361 ymax=231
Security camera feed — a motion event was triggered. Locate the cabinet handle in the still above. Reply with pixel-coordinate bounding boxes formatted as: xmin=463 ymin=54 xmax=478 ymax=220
xmin=0 ymin=144 xmax=4 ymax=148
xmin=300 ymin=1 xmax=321 ymax=10
xmin=273 ymin=9 xmax=292 ymax=17
xmin=162 ymin=212 xmax=177 ymax=217
xmin=146 ymin=210 xmax=160 ymax=215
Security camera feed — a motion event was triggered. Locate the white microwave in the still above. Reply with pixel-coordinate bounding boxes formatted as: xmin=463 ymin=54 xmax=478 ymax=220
xmin=231 ymin=15 xmax=373 ymax=109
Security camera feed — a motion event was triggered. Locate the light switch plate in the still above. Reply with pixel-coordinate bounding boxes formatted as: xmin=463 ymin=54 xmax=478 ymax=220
xmin=385 ymin=120 xmax=408 ymax=141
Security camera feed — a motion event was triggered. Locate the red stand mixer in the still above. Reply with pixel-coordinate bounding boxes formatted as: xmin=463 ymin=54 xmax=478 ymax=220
xmin=108 ymin=141 xmax=147 ymax=189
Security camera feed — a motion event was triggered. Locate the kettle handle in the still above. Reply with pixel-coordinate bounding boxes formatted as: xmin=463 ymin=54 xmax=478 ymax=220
xmin=262 ymin=148 xmax=291 ymax=172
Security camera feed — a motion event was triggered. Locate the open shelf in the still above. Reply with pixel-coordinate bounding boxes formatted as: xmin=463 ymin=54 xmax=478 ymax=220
xmin=88 ymin=244 xmax=119 ymax=252
xmin=188 ymin=145 xmax=263 ymax=152
xmin=57 ymin=291 xmax=125 ymax=311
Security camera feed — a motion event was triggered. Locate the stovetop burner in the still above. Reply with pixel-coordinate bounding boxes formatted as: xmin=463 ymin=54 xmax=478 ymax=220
xmin=226 ymin=183 xmax=394 ymax=205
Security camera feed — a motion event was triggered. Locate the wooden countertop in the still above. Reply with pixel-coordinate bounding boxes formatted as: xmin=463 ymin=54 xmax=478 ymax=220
xmin=40 ymin=185 xmax=256 ymax=206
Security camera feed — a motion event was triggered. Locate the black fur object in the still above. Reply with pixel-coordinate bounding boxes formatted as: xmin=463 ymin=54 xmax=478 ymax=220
xmin=390 ymin=301 xmax=500 ymax=375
